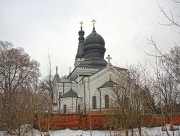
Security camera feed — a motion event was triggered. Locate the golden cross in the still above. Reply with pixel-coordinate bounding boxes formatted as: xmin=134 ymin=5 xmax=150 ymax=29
xmin=91 ymin=19 xmax=96 ymax=28
xmin=80 ymin=21 xmax=83 ymax=28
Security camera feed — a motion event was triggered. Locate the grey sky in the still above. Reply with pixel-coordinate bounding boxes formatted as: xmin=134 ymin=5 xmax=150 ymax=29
xmin=0 ymin=0 xmax=179 ymax=77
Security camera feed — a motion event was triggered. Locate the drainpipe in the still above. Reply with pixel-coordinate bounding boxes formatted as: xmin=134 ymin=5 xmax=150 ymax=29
xmin=62 ymin=82 xmax=65 ymax=95
xmin=88 ymin=77 xmax=90 ymax=111
xmin=58 ymin=93 xmax=61 ymax=112
xmin=84 ymin=82 xmax=86 ymax=115
xmin=76 ymin=97 xmax=78 ymax=114
xmin=82 ymin=78 xmax=86 ymax=115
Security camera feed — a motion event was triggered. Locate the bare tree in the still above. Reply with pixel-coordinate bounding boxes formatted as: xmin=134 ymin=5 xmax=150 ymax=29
xmin=145 ymin=1 xmax=180 ymax=134
xmin=111 ymin=65 xmax=155 ymax=136
xmin=40 ymin=54 xmax=54 ymax=103
xmin=37 ymin=54 xmax=55 ymax=135
xmin=152 ymin=47 xmax=180 ymax=135
xmin=33 ymin=91 xmax=53 ymax=136
xmin=0 ymin=41 xmax=40 ymax=135
xmin=158 ymin=3 xmax=180 ymax=27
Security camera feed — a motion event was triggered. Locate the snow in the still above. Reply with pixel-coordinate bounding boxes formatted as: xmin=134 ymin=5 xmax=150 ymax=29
xmin=34 ymin=129 xmax=109 ymax=136
xmin=1 ymin=126 xmax=180 ymax=136
xmin=34 ymin=126 xmax=180 ymax=136
xmin=32 ymin=127 xmax=180 ymax=136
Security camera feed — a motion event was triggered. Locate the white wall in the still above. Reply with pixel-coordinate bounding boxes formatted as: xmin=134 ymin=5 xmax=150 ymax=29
xmin=53 ymin=66 xmax=127 ymax=113
xmin=59 ymin=97 xmax=83 ymax=113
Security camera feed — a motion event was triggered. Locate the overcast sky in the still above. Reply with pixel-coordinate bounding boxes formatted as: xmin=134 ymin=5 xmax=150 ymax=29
xmin=0 ymin=0 xmax=179 ymax=77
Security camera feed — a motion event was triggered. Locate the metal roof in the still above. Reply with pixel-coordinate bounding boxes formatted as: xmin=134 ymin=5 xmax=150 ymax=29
xmin=62 ymin=89 xmax=78 ymax=98
xmin=98 ymin=80 xmax=119 ymax=89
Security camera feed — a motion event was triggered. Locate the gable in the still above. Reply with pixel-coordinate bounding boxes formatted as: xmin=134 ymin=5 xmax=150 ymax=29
xmin=62 ymin=89 xmax=78 ymax=98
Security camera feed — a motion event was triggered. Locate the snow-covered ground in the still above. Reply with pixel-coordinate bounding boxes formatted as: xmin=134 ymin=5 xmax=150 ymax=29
xmin=34 ymin=127 xmax=180 ymax=136
xmin=0 ymin=125 xmax=180 ymax=136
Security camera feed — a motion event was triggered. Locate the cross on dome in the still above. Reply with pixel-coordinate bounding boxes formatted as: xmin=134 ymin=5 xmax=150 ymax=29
xmin=91 ymin=19 xmax=96 ymax=28
xmin=79 ymin=21 xmax=83 ymax=29
xmin=106 ymin=55 xmax=112 ymax=80
xmin=106 ymin=55 xmax=112 ymax=64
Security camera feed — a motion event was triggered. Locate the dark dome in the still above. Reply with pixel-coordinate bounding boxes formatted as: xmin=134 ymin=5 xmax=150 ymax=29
xmin=79 ymin=28 xmax=107 ymax=68
xmin=84 ymin=29 xmax=105 ymax=46
xmin=75 ymin=27 xmax=85 ymax=60
xmin=78 ymin=29 xmax=85 ymax=36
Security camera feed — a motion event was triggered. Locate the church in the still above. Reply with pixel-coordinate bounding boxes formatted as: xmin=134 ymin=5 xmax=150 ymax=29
xmin=52 ymin=20 xmax=127 ymax=114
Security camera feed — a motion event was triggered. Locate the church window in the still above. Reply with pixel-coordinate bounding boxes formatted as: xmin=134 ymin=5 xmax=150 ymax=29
xmin=63 ymin=104 xmax=67 ymax=113
xmin=78 ymin=105 xmax=80 ymax=113
xmin=92 ymin=96 xmax=97 ymax=109
xmin=105 ymin=95 xmax=109 ymax=109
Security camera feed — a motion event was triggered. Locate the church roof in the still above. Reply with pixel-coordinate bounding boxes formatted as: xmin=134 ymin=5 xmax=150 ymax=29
xmin=62 ymin=89 xmax=78 ymax=98
xmin=60 ymin=78 xmax=72 ymax=83
xmin=84 ymin=28 xmax=105 ymax=46
xmin=98 ymin=80 xmax=119 ymax=89
xmin=79 ymin=27 xmax=107 ymax=68
xmin=76 ymin=26 xmax=85 ymax=59
xmin=114 ymin=66 xmax=127 ymax=71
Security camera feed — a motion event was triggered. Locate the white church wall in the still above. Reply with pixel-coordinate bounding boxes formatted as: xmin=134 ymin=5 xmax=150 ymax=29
xmin=101 ymin=88 xmax=114 ymax=109
xmin=77 ymin=80 xmax=84 ymax=97
xmin=58 ymin=86 xmax=77 ymax=95
xmin=83 ymin=68 xmax=112 ymax=110
xmin=71 ymin=67 xmax=100 ymax=81
xmin=87 ymin=67 xmax=126 ymax=110
xmin=53 ymin=65 xmax=128 ymax=112
xmin=75 ymin=77 xmax=90 ymax=111
xmin=53 ymin=81 xmax=59 ymax=104
xmin=52 ymin=81 xmax=79 ymax=111
xmin=83 ymin=78 xmax=89 ymax=111
xmin=60 ymin=97 xmax=83 ymax=113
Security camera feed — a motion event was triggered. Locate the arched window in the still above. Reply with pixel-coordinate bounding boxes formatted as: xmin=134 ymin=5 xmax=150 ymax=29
xmin=92 ymin=96 xmax=97 ymax=109
xmin=78 ymin=105 xmax=80 ymax=113
xmin=105 ymin=95 xmax=109 ymax=109
xmin=63 ymin=104 xmax=66 ymax=113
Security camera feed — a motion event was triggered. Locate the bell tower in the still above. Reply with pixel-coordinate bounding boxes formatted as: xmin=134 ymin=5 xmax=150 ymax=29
xmin=74 ymin=21 xmax=85 ymax=67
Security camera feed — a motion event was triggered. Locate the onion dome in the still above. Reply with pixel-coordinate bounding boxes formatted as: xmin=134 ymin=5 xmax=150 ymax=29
xmin=78 ymin=29 xmax=85 ymax=40
xmin=79 ymin=26 xmax=107 ymax=67
xmin=84 ymin=28 xmax=105 ymax=46
xmin=76 ymin=23 xmax=85 ymax=59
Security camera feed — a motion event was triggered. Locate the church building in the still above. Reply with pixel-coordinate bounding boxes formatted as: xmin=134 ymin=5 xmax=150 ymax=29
xmin=52 ymin=21 xmax=127 ymax=114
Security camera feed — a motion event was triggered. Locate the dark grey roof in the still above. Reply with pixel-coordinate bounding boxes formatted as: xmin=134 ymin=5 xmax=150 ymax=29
xmin=62 ymin=89 xmax=78 ymax=98
xmin=76 ymin=27 xmax=85 ymax=59
xmin=79 ymin=28 xmax=107 ymax=68
xmin=84 ymin=28 xmax=105 ymax=46
xmin=98 ymin=80 xmax=119 ymax=89
xmin=60 ymin=78 xmax=72 ymax=83
xmin=79 ymin=58 xmax=107 ymax=68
